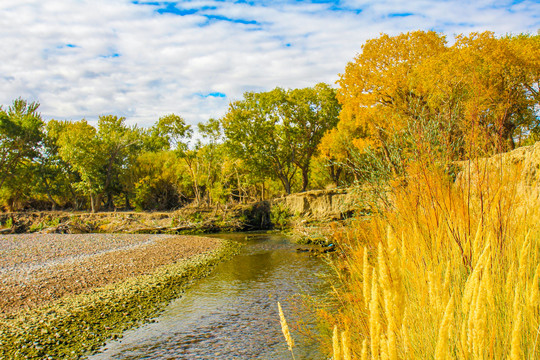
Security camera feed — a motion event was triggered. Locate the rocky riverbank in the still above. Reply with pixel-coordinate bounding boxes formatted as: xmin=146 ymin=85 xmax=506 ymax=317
xmin=0 ymin=234 xmax=240 ymax=359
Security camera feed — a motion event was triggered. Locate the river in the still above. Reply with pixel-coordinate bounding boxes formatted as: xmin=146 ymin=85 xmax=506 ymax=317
xmin=87 ymin=232 xmax=330 ymax=360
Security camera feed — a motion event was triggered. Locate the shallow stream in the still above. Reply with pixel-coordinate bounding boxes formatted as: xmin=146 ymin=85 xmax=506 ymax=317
xmin=87 ymin=232 xmax=329 ymax=359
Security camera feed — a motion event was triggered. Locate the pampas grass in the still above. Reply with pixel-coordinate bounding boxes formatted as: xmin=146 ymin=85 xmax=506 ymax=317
xmin=323 ymin=145 xmax=540 ymax=359
xmin=278 ymin=302 xmax=296 ymax=360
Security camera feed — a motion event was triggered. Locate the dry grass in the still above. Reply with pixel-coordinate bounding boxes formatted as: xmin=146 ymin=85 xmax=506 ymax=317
xmin=325 ymin=146 xmax=540 ymax=359
xmin=279 ymin=301 xmax=297 ymax=360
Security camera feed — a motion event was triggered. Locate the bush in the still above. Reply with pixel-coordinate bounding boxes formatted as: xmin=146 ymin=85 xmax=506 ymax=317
xmin=270 ymin=202 xmax=292 ymax=229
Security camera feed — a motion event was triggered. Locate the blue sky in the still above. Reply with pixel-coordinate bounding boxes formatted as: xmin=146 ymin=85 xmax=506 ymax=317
xmin=0 ymin=0 xmax=538 ymax=129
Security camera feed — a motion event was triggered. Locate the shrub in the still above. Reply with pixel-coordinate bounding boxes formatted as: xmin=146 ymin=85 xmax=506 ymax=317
xmin=270 ymin=202 xmax=292 ymax=229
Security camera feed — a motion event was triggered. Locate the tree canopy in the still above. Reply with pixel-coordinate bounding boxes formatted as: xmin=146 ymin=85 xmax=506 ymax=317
xmin=325 ymin=30 xmax=540 ymax=170
xmin=1 ymin=31 xmax=538 ymax=211
xmin=0 ymin=98 xmax=44 ymax=189
xmin=221 ymin=83 xmax=340 ymax=193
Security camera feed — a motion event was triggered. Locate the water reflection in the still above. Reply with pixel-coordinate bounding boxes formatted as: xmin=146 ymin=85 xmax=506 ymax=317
xmin=87 ymin=232 xmax=328 ymax=360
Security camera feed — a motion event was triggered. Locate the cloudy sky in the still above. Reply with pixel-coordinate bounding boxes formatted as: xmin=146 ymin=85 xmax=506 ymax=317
xmin=0 ymin=0 xmax=538 ymax=130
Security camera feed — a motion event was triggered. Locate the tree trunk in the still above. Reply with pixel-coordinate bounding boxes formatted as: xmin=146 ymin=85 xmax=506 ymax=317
xmin=329 ymin=163 xmax=342 ymax=185
xmin=43 ymin=178 xmax=59 ymax=210
xmin=90 ymin=194 xmax=102 ymax=213
xmin=68 ymin=185 xmax=80 ymax=210
xmin=106 ymin=193 xmax=115 ymax=210
xmin=124 ymin=192 xmax=132 ymax=210
xmin=301 ymin=166 xmax=309 ymax=192
xmin=278 ymin=175 xmax=292 ymax=195
xmin=234 ymin=166 xmax=243 ymax=204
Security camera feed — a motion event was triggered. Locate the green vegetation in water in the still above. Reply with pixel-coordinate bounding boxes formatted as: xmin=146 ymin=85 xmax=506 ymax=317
xmin=0 ymin=241 xmax=242 ymax=359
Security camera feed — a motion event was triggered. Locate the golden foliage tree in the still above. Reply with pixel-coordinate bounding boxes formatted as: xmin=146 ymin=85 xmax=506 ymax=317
xmin=325 ymin=31 xmax=540 ymax=170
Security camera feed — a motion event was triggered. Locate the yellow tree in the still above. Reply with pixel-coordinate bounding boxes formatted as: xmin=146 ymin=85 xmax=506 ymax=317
xmin=328 ymin=31 xmax=540 ymax=172
xmin=424 ymin=32 xmax=540 ymax=154
xmin=329 ymin=31 xmax=448 ymax=173
xmin=453 ymin=32 xmax=540 ymax=152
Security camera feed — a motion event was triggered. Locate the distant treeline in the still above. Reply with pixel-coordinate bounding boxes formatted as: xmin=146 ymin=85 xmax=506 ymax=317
xmin=0 ymin=84 xmax=344 ymax=212
xmin=1 ymin=31 xmax=538 ymax=212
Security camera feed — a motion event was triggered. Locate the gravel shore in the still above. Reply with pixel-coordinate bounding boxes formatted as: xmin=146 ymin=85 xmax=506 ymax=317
xmin=0 ymin=234 xmax=221 ymax=316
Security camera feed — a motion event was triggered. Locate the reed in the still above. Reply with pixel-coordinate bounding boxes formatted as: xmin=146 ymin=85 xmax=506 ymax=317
xmin=324 ymin=145 xmax=540 ymax=359
xmin=332 ymin=326 xmax=352 ymax=360
xmin=278 ymin=302 xmax=296 ymax=360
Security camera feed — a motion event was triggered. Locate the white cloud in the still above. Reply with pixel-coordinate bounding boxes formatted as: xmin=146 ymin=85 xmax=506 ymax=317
xmin=0 ymin=0 xmax=538 ymax=129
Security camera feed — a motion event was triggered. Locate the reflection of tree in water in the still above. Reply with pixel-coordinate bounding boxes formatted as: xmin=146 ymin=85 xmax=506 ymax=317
xmin=210 ymin=233 xmax=290 ymax=283
xmin=228 ymin=252 xmax=273 ymax=282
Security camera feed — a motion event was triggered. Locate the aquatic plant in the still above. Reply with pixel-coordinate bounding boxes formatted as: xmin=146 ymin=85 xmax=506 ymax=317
xmin=271 ymin=202 xmax=292 ymax=229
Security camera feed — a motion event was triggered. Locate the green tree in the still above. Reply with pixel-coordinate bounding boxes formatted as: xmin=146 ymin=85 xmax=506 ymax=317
xmin=56 ymin=120 xmax=106 ymax=212
xmin=283 ymin=83 xmax=341 ymax=190
xmin=0 ymin=98 xmax=44 ymax=190
xmin=221 ymin=84 xmax=339 ymax=194
xmin=131 ymin=151 xmax=187 ymax=211
xmin=144 ymin=113 xmax=192 ymax=152
xmin=196 ymin=118 xmax=229 ymax=204
xmin=31 ymin=120 xmax=77 ymax=209
xmin=97 ymin=115 xmax=142 ymax=209
xmin=222 ymin=88 xmax=297 ymax=194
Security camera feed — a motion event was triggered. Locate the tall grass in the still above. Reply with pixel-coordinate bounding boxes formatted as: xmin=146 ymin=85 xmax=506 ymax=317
xmin=326 ymin=147 xmax=540 ymax=359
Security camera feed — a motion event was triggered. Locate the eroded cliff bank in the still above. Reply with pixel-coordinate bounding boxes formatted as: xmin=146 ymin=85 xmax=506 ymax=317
xmin=0 ymin=188 xmax=359 ymax=234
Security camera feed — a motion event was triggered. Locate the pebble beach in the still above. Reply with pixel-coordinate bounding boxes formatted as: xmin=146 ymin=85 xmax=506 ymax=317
xmin=0 ymin=234 xmax=221 ymax=316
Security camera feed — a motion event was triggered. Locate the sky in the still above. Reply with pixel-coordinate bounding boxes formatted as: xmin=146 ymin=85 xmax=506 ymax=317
xmin=0 ymin=0 xmax=539 ymax=130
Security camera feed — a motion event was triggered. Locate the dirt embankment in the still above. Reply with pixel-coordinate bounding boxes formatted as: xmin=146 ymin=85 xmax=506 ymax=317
xmin=454 ymin=141 xmax=540 ymax=201
xmin=273 ymin=188 xmax=359 ymax=220
xmin=0 ymin=202 xmax=272 ymax=235
xmin=0 ymin=189 xmax=361 ymax=236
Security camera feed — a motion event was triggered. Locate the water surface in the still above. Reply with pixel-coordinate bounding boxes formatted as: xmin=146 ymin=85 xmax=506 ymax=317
xmin=88 ymin=232 xmax=329 ymax=360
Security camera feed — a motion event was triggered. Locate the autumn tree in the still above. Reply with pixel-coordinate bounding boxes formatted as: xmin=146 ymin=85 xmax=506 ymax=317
xmin=419 ymin=32 xmax=540 ymax=154
xmin=329 ymin=30 xmax=540 ymax=178
xmin=334 ymin=31 xmax=448 ymax=172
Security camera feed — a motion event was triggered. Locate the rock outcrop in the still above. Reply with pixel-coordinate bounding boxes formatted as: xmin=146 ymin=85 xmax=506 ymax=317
xmin=274 ymin=188 xmax=356 ymax=220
